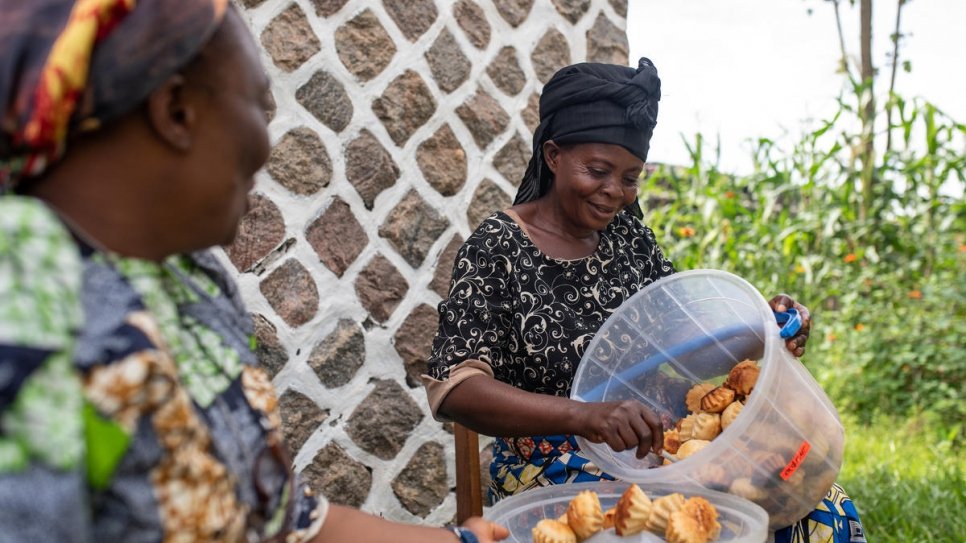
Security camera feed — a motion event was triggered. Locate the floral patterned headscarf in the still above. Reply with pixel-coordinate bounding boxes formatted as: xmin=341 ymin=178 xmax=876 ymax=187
xmin=0 ymin=0 xmax=228 ymax=190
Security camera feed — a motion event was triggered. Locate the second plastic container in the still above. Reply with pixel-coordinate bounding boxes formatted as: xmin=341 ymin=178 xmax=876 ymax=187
xmin=571 ymin=270 xmax=845 ymax=530
xmin=487 ymin=480 xmax=769 ymax=543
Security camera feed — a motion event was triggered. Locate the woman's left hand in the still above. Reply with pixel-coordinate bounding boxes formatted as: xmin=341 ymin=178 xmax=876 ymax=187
xmin=768 ymin=294 xmax=811 ymax=357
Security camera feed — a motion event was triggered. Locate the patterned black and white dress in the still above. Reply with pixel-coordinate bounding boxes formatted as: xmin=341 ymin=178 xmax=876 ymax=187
xmin=427 ymin=210 xmax=675 ymax=501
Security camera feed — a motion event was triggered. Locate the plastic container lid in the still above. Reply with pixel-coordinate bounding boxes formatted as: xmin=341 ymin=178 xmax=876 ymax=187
xmin=487 ymin=480 xmax=769 ymax=542
xmin=571 ymin=270 xmax=844 ymax=530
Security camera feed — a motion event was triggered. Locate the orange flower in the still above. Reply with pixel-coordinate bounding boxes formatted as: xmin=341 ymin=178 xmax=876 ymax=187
xmin=959 ymin=244 xmax=966 ymax=253
xmin=844 ymin=253 xmax=858 ymax=263
xmin=678 ymin=226 xmax=696 ymax=238
xmin=854 ymin=323 xmax=865 ymax=331
xmin=826 ymin=333 xmax=836 ymax=343
xmin=908 ymin=289 xmax=922 ymax=299
xmin=794 ymin=264 xmax=805 ymax=274
xmin=724 ymin=191 xmax=735 ymax=199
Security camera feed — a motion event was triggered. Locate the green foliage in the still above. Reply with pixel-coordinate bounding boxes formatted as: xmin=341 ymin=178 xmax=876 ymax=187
xmin=639 ymin=93 xmax=966 ymax=427
xmin=838 ymin=414 xmax=965 ymax=542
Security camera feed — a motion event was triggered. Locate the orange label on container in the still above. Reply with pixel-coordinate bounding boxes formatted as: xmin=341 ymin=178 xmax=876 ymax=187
xmin=780 ymin=441 xmax=811 ymax=480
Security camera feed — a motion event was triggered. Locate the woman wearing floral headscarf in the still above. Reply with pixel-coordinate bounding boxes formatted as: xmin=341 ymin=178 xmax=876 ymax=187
xmin=0 ymin=2 xmax=506 ymax=542
xmin=425 ymin=58 xmax=864 ymax=543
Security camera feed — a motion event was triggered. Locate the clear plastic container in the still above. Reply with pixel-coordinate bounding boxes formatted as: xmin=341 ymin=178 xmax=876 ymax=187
xmin=487 ymin=480 xmax=769 ymax=542
xmin=571 ymin=270 xmax=845 ymax=530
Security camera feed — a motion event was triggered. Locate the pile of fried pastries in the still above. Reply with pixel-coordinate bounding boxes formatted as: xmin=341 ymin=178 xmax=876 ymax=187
xmin=661 ymin=359 xmax=761 ymax=463
xmin=531 ymin=485 xmax=720 ymax=543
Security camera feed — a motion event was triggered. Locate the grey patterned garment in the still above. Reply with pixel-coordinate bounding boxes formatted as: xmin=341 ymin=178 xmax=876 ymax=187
xmin=0 ymin=197 xmax=324 ymax=543
xmin=428 ymin=210 xmax=675 ymax=396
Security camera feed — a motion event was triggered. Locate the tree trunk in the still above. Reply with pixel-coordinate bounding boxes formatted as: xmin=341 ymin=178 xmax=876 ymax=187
xmin=859 ymin=0 xmax=876 ymax=221
xmin=885 ymin=0 xmax=906 ymax=154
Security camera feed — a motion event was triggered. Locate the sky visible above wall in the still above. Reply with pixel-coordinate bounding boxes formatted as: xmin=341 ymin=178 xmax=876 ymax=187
xmin=627 ymin=0 xmax=966 ymax=176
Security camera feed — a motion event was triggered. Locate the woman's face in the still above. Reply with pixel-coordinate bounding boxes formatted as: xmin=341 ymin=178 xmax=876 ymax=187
xmin=544 ymin=141 xmax=644 ymax=231
xmin=173 ymin=10 xmax=272 ymax=249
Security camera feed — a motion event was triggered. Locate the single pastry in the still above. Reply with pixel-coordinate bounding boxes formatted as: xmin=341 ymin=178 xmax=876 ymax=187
xmin=724 ymin=359 xmax=760 ymax=396
xmin=700 ymin=386 xmax=736 ymax=413
xmin=691 ymin=413 xmax=722 ymax=441
xmin=685 ymin=382 xmax=716 ymax=412
xmin=678 ymin=413 xmax=699 ymax=440
xmin=566 ymin=489 xmax=603 ymax=540
xmin=614 ymin=483 xmax=653 ymax=536
xmin=665 ymin=511 xmax=704 ymax=543
xmin=720 ymin=400 xmax=744 ymax=430
xmin=645 ymin=492 xmax=686 ymax=534
xmin=664 ymin=428 xmax=683 ymax=455
xmin=532 ymin=519 xmax=577 ymax=543
xmin=665 ymin=497 xmax=721 ymax=543
xmin=676 ymin=439 xmax=711 ymax=460
xmin=684 ymin=497 xmax=721 ymax=540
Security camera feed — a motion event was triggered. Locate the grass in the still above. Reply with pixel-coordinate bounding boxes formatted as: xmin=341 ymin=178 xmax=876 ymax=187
xmin=837 ymin=414 xmax=965 ymax=542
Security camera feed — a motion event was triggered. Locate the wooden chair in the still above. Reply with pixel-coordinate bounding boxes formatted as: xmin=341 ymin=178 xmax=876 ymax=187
xmin=454 ymin=423 xmax=483 ymax=523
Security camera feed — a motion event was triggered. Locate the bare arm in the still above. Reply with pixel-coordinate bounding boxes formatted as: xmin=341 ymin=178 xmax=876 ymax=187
xmin=439 ymin=374 xmax=663 ymax=458
xmin=312 ymin=505 xmax=507 ymax=543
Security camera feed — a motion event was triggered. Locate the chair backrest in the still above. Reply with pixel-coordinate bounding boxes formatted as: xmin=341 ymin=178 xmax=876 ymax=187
xmin=454 ymin=423 xmax=483 ymax=522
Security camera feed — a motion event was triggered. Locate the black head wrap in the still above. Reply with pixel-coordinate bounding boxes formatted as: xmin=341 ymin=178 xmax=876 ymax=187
xmin=513 ymin=57 xmax=661 ymax=218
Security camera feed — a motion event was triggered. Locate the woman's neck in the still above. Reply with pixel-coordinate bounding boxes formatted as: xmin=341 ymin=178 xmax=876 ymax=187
xmin=510 ymin=199 xmax=600 ymax=260
xmin=26 ymin=163 xmax=172 ymax=263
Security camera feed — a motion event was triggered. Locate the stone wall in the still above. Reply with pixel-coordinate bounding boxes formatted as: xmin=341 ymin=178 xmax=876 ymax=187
xmin=224 ymin=0 xmax=629 ymax=523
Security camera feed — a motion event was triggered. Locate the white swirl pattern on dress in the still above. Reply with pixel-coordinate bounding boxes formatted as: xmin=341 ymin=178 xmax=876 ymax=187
xmin=429 ymin=211 xmax=675 ymax=397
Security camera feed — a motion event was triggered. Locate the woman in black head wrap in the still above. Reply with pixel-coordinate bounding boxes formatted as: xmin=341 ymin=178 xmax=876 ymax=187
xmin=427 ymin=56 xmax=808 ymax=494
xmin=425 ymin=57 xmax=864 ymax=543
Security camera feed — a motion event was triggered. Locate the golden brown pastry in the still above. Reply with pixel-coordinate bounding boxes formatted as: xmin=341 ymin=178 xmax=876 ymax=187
xmin=665 ymin=497 xmax=721 ymax=543
xmin=685 ymin=382 xmax=716 ymax=413
xmin=724 ymin=359 xmax=760 ymax=396
xmin=676 ymin=439 xmax=711 ymax=460
xmin=720 ymin=400 xmax=743 ymax=430
xmin=602 ymin=507 xmax=616 ymax=530
xmin=664 ymin=428 xmax=683 ymax=455
xmin=644 ymin=492 xmax=686 ymax=534
xmin=532 ymin=519 xmax=577 ymax=543
xmin=700 ymin=386 xmax=736 ymax=413
xmin=614 ymin=483 xmax=652 ymax=536
xmin=566 ymin=489 xmax=603 ymax=540
xmin=691 ymin=413 xmax=722 ymax=441
xmin=665 ymin=512 xmax=704 ymax=543
xmin=685 ymin=497 xmax=721 ymax=539
xmin=678 ymin=413 xmax=699 ymax=440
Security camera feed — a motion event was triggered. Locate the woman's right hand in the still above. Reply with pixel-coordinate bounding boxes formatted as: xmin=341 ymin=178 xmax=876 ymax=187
xmin=461 ymin=517 xmax=510 ymax=542
xmin=574 ymin=400 xmax=664 ymax=459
